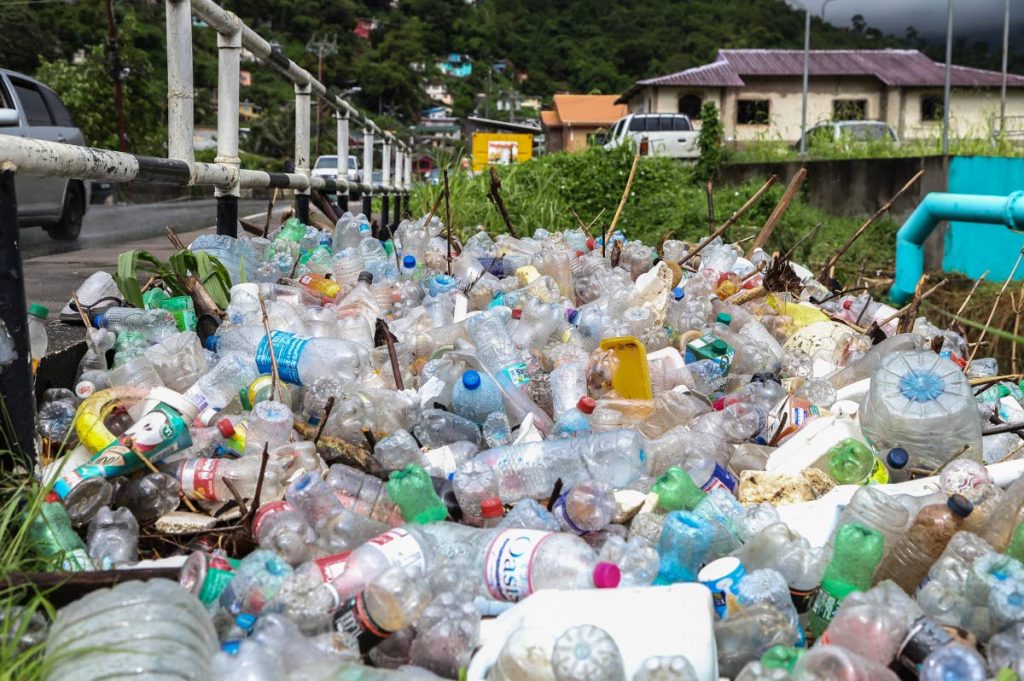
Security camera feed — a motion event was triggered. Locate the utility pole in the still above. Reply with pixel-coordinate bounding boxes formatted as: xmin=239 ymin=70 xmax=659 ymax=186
xmin=799 ymin=7 xmax=810 ymax=156
xmin=1000 ymin=0 xmax=1010 ymax=137
xmin=942 ymin=0 xmax=954 ymax=160
xmin=306 ymin=33 xmax=337 ymax=157
xmin=105 ymin=0 xmax=128 ymax=152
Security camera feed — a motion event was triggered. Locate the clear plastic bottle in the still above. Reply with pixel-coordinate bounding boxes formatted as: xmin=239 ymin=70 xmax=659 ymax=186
xmin=86 ymin=506 xmax=138 ymax=569
xmin=552 ymin=396 xmax=596 ymax=438
xmin=327 ymin=463 xmax=405 ymax=526
xmin=790 ymin=645 xmax=900 ymax=680
xmin=173 ymin=455 xmax=284 ymax=504
xmin=833 ymin=485 xmax=909 ymax=555
xmin=451 ymin=459 xmax=500 ymax=527
xmin=451 ymin=370 xmax=504 ymax=425
xmin=254 ymin=330 xmax=373 ymax=387
xmin=116 ymin=472 xmax=181 ymax=523
xmin=219 ymin=549 xmax=293 ymax=617
xmin=654 ymin=510 xmax=712 ymax=584
xmin=919 ymin=644 xmax=986 ymax=681
xmin=552 ymin=480 xmax=616 ymax=535
xmin=250 ymin=500 xmax=316 ymax=566
xmin=331 ymin=566 xmax=429 ymax=654
xmin=27 ymin=303 xmax=48 ymax=372
xmin=550 ymin=624 xmax=625 ymax=681
xmin=286 ymin=471 xmax=388 ymax=552
xmin=93 ymin=306 xmax=179 ymax=343
xmin=182 ymin=351 xmax=260 ymax=425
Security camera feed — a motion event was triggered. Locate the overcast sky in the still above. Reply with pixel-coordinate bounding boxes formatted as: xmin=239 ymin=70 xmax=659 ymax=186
xmin=799 ymin=0 xmax=1023 ymax=48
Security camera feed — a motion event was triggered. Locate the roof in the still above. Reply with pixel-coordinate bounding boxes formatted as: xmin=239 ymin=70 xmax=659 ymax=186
xmin=541 ymin=94 xmax=628 ymax=128
xmin=618 ymin=49 xmax=1024 ymax=102
xmin=466 ymin=116 xmax=541 ymax=134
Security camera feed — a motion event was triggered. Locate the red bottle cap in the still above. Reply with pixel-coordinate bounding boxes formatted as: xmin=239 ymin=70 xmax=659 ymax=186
xmin=480 ymin=498 xmax=504 ymax=519
xmin=217 ymin=418 xmax=236 ymax=438
xmin=44 ymin=491 xmax=60 ymax=503
xmin=511 ymin=309 xmax=523 ymax=320
xmin=586 ymin=237 xmax=596 ymax=251
xmin=577 ymin=396 xmax=597 ymax=414
xmin=842 ymin=299 xmax=852 ymax=310
xmin=593 ymin=562 xmax=621 ymax=589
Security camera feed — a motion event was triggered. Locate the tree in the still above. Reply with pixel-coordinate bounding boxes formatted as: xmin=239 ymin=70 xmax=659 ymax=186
xmin=696 ymin=101 xmax=724 ymax=182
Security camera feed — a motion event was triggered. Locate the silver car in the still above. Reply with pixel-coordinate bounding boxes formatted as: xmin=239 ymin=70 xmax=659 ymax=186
xmin=0 ymin=68 xmax=90 ymax=240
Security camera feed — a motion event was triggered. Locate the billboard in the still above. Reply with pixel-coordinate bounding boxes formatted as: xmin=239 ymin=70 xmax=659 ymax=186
xmin=470 ymin=133 xmax=534 ymax=172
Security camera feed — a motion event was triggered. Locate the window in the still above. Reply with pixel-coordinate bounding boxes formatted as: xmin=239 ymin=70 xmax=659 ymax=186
xmin=11 ymin=78 xmax=52 ymax=126
xmin=921 ymin=94 xmax=943 ymax=122
xmin=628 ymin=116 xmax=648 ymax=132
xmin=41 ymin=87 xmax=75 ymax=127
xmin=832 ymin=99 xmax=867 ymax=121
xmin=678 ymin=94 xmax=702 ymax=119
xmin=672 ymin=116 xmax=693 ymax=131
xmin=737 ymin=99 xmax=770 ymax=125
xmin=314 ymin=156 xmax=338 ymax=169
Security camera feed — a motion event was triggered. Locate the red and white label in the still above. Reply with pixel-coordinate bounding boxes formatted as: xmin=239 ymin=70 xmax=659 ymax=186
xmin=74 ymin=380 xmax=96 ymax=399
xmin=313 ymin=551 xmax=352 ymax=583
xmin=366 ymin=528 xmax=427 ymax=574
xmin=180 ymin=458 xmax=220 ymax=501
xmin=252 ymin=499 xmax=292 ymax=537
xmin=483 ymin=529 xmax=552 ymax=602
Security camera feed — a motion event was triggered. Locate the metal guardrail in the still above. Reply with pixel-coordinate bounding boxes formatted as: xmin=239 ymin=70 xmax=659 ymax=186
xmin=0 ymin=0 xmax=417 ymax=462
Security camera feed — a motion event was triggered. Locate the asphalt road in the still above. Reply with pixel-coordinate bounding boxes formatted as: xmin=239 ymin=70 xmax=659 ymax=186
xmin=18 ymin=198 xmax=271 ymax=261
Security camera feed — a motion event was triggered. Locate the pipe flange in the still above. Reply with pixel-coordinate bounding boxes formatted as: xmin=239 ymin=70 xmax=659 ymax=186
xmin=1007 ymin=190 xmax=1024 ymax=231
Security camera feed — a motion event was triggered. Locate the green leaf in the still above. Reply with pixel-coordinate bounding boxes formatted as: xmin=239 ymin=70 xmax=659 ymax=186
xmin=193 ymin=252 xmax=232 ymax=309
xmin=114 ymin=249 xmax=169 ymax=308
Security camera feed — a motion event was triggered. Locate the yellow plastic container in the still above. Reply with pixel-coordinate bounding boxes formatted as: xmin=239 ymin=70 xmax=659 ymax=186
xmin=598 ymin=336 xmax=653 ymax=400
xmin=766 ymin=294 xmax=829 ymax=328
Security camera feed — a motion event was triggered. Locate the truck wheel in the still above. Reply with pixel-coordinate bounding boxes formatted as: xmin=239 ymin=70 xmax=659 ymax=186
xmin=47 ymin=181 xmax=84 ymax=241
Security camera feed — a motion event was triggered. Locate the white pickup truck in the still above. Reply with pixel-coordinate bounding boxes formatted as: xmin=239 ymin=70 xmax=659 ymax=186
xmin=604 ymin=113 xmax=700 ymax=159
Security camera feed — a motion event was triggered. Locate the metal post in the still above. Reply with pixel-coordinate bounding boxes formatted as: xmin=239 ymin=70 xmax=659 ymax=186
xmin=295 ymin=81 xmax=311 ymax=224
xmin=0 ymin=169 xmax=35 ymax=465
xmin=393 ymin=147 xmax=403 ymax=226
xmin=942 ymin=0 xmax=954 ymax=158
xmin=799 ymin=8 xmax=810 ymax=156
xmin=381 ymin=137 xmax=391 ymax=234
xmin=337 ymin=111 xmax=350 ymax=206
xmin=1000 ymin=0 xmax=1010 ymax=137
xmin=165 ymin=0 xmax=194 ymax=164
xmin=215 ymin=21 xmax=242 ymax=236
xmin=362 ymin=128 xmax=374 ymax=220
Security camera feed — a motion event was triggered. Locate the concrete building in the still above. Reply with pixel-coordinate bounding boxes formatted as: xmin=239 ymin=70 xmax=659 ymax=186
xmin=617 ymin=49 xmax=1024 ymax=143
xmin=541 ymin=94 xmax=628 ymax=153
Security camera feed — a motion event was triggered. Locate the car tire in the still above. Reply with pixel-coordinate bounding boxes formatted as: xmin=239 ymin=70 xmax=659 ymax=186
xmin=47 ymin=181 xmax=84 ymax=241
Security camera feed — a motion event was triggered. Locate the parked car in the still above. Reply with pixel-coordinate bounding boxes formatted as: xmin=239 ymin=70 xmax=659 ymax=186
xmin=792 ymin=120 xmax=899 ymax=150
xmin=312 ymin=154 xmax=362 ymax=200
xmin=0 ymin=68 xmax=91 ymax=240
xmin=604 ymin=113 xmax=700 ymax=159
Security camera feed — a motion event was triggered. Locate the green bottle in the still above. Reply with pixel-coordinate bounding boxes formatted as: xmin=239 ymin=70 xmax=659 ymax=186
xmin=1006 ymin=521 xmax=1024 ymax=565
xmin=651 ymin=467 xmax=705 ymax=512
xmin=158 ymin=295 xmax=197 ymax=332
xmin=387 ymin=464 xmax=448 ymax=524
xmin=142 ymin=288 xmax=170 ymax=310
xmin=827 ymin=438 xmax=889 ymax=485
xmin=806 ymin=522 xmax=884 ymax=639
xmin=760 ymin=645 xmax=803 ymax=672
xmin=27 ymin=496 xmax=95 ymax=571
xmin=275 ymin=217 xmax=307 ymax=243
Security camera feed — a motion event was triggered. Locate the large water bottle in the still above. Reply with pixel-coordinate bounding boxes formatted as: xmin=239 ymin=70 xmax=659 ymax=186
xmin=93 ymin=307 xmax=179 ymax=343
xmin=451 ymin=370 xmax=503 ymax=425
xmin=861 ymin=350 xmax=983 ymax=471
xmin=463 ymin=429 xmax=645 ymax=503
xmin=182 ymin=351 xmax=260 ymax=425
xmin=190 ymin=233 xmax=257 ymax=285
xmin=254 ymin=331 xmax=373 ymax=387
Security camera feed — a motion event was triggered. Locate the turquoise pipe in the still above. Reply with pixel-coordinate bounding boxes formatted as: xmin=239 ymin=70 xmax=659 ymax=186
xmin=890 ymin=191 xmax=1024 ymax=304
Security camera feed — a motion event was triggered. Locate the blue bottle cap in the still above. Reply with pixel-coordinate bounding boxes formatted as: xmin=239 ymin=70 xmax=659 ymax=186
xmin=91 ymin=313 xmax=104 ymax=328
xmin=204 ymin=334 xmax=219 ymax=351
xmin=947 ymin=493 xmax=973 ymax=518
xmin=462 ymin=370 xmax=481 ymax=390
xmin=886 ymin=447 xmax=909 ymax=470
xmin=672 ymin=287 xmax=685 ymax=301
xmin=235 ymin=613 xmax=257 ymax=630
xmin=403 ymin=255 xmax=416 ymax=269
xmin=221 ymin=640 xmax=241 ymax=655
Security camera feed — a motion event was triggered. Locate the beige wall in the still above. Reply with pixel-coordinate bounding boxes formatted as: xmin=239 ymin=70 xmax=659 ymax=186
xmin=625 ymin=76 xmax=1024 ymax=143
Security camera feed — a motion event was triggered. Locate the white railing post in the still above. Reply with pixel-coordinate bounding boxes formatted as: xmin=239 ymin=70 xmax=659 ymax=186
xmin=215 ymin=16 xmax=241 ymax=236
xmin=405 ymin=141 xmax=413 ymax=191
xmin=362 ymin=127 xmax=374 ymax=218
xmin=337 ymin=110 xmax=350 ymax=205
xmin=166 ymin=0 xmax=194 ymax=165
xmin=381 ymin=135 xmax=392 ymax=231
xmin=294 ymin=80 xmax=311 ymax=224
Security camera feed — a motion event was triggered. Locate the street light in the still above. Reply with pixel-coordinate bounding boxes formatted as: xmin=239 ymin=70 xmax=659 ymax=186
xmin=340 ymin=86 xmax=362 ymax=99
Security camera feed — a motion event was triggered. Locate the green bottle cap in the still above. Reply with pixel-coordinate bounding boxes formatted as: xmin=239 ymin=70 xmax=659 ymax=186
xmin=711 ymin=339 xmax=728 ymax=355
xmin=28 ymin=303 xmax=49 ymax=319
xmin=716 ymin=312 xmax=732 ymax=325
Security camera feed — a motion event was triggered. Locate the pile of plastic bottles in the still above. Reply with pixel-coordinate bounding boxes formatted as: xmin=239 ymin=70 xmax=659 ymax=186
xmin=22 ymin=209 xmax=1024 ymax=680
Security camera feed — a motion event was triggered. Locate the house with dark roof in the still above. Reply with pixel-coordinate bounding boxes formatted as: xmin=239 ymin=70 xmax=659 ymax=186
xmin=617 ymin=49 xmax=1024 ymax=143
xmin=541 ymin=94 xmax=629 ymax=153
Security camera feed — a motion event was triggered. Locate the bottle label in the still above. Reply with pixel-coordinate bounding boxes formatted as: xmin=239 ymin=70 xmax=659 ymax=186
xmin=701 ymin=463 xmax=737 ymax=493
xmin=183 ymin=383 xmax=213 ymax=413
xmin=789 ymin=585 xmax=818 ymax=614
xmin=313 ymin=551 xmax=352 ymax=583
xmin=251 ymin=499 xmax=291 ymax=537
xmin=180 ymin=458 xmax=221 ymax=501
xmin=366 ymin=528 xmax=426 ymax=574
xmin=867 ymin=457 xmax=890 ymax=485
xmin=256 ymin=331 xmax=311 ymax=385
xmin=502 ymin=362 xmax=530 ymax=387
xmin=896 ymin=617 xmax=954 ymax=673
xmin=422 ymin=446 xmax=459 ymax=478
xmin=483 ymin=529 xmax=552 ymax=602
xmin=333 ymin=593 xmax=391 ymax=653
xmin=552 ymin=495 xmax=587 ymax=535
xmin=808 ymin=585 xmax=842 ymax=626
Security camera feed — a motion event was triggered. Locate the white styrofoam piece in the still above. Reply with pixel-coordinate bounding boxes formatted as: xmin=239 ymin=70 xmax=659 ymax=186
xmin=467 ymin=584 xmax=718 ymax=681
xmin=833 ymin=377 xmax=871 ymax=407
xmin=778 ymin=459 xmax=1024 ymax=547
xmin=766 ymin=414 xmax=868 ymax=475
xmin=125 ymin=555 xmax=188 ymax=570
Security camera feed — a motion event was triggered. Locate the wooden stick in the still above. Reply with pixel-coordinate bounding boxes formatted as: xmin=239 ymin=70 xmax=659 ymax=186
xmin=967 ymin=246 xmax=1024 ymax=370
xmin=136 ymin=446 xmax=201 ymax=514
xmin=817 ymin=169 xmax=924 ymax=280
xmin=874 ymin=278 xmax=948 ymax=329
xmin=223 ymin=478 xmax=249 ymax=518
xmin=444 ymin=168 xmax=453 ymax=275
xmin=969 ymin=373 xmax=1024 ymax=387
xmin=746 ymin=167 xmax=806 ymax=258
xmin=244 ymin=444 xmax=271 ymax=533
xmin=570 ymin=207 xmax=590 ymax=233
xmin=586 ymin=208 xmax=606 ymax=233
xmin=680 ymin=175 xmax=779 ymax=267
xmin=70 ymin=292 xmax=92 ymax=329
xmin=263 ymin=188 xmax=279 ymax=237
xmin=486 ymin=166 xmax=518 ymax=238
xmin=258 ymin=296 xmax=281 ymax=400
xmin=897 ymin=275 xmax=929 ymax=334
xmin=376 ymin=318 xmax=405 ymax=390
xmin=313 ymin=396 xmax=335 ymax=446
xmin=422 ymin=180 xmax=445 ymax=230
xmin=603 ymin=145 xmax=642 ymax=250
xmin=951 ymin=270 xmax=989 ymax=328
xmin=705 ymin=180 xmax=716 ymax=235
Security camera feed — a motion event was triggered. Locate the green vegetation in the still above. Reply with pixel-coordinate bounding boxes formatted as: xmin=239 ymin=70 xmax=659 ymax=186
xmin=696 ymin=101 xmax=725 ymax=182
xmin=410 ymin=144 xmax=897 ymax=281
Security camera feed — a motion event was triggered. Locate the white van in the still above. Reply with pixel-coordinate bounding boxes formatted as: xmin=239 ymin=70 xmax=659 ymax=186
xmin=604 ymin=113 xmax=700 ymax=159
